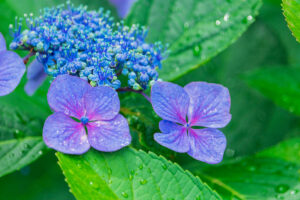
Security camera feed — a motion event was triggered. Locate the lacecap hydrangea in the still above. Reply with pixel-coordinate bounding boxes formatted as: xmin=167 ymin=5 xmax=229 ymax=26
xmin=9 ymin=1 xmax=168 ymax=90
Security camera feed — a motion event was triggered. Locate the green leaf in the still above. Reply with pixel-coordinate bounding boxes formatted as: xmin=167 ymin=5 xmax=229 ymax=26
xmin=0 ymin=137 xmax=48 ymax=178
xmin=126 ymin=0 xmax=262 ymax=80
xmin=192 ymin=138 xmax=300 ymax=200
xmin=242 ymin=66 xmax=300 ymax=116
xmin=57 ymin=148 xmax=221 ymax=200
xmin=282 ymin=0 xmax=300 ymax=43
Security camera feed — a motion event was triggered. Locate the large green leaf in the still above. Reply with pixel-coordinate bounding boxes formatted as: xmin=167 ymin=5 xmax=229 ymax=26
xmin=0 ymin=137 xmax=48 ymax=177
xmin=282 ymin=0 xmax=300 ymax=43
xmin=192 ymin=138 xmax=300 ymax=200
xmin=126 ymin=0 xmax=262 ymax=80
xmin=242 ymin=66 xmax=300 ymax=116
xmin=57 ymin=148 xmax=221 ymax=200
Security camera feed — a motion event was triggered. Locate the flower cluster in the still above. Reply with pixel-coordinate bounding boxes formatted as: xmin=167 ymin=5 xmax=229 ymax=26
xmin=9 ymin=1 xmax=167 ymax=90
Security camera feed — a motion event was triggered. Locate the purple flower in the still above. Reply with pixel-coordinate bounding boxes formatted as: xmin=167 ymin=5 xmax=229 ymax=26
xmin=24 ymin=59 xmax=47 ymax=96
xmin=109 ymin=0 xmax=136 ymax=18
xmin=43 ymin=74 xmax=131 ymax=154
xmin=151 ymin=81 xmax=231 ymax=164
xmin=0 ymin=32 xmax=25 ymax=96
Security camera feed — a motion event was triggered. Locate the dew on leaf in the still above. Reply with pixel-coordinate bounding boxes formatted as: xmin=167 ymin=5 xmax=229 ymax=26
xmin=14 ymin=129 xmax=25 ymax=139
xmin=184 ymin=22 xmax=190 ymax=30
xmin=275 ymin=184 xmax=289 ymax=193
xmin=161 ymin=164 xmax=167 ymax=170
xmin=193 ymin=45 xmax=201 ymax=57
xmin=89 ymin=181 xmax=99 ymax=189
xmin=139 ymin=179 xmax=147 ymax=185
xmin=223 ymin=13 xmax=230 ymax=22
xmin=247 ymin=15 xmax=253 ymax=21
xmin=121 ymin=192 xmax=128 ymax=198
xmin=215 ymin=20 xmax=221 ymax=26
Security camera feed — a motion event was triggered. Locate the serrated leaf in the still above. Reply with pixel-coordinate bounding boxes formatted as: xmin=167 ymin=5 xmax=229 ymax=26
xmin=242 ymin=66 xmax=300 ymax=116
xmin=282 ymin=0 xmax=300 ymax=43
xmin=192 ymin=138 xmax=300 ymax=200
xmin=126 ymin=0 xmax=262 ymax=80
xmin=57 ymin=148 xmax=221 ymax=200
xmin=0 ymin=137 xmax=48 ymax=177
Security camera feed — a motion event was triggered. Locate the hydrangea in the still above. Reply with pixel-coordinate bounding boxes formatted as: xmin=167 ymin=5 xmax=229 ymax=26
xmin=9 ymin=1 xmax=168 ymax=92
xmin=43 ymin=74 xmax=131 ymax=154
xmin=0 ymin=32 xmax=25 ymax=96
xmin=151 ymin=81 xmax=231 ymax=164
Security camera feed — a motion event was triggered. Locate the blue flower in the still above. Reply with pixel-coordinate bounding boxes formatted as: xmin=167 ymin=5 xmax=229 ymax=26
xmin=43 ymin=74 xmax=131 ymax=154
xmin=0 ymin=32 xmax=25 ymax=96
xmin=151 ymin=81 xmax=231 ymax=164
xmin=9 ymin=2 xmax=167 ymax=91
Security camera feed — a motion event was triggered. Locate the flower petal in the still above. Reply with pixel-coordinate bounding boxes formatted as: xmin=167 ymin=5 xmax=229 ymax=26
xmin=47 ymin=74 xmax=90 ymax=118
xmin=154 ymin=120 xmax=189 ymax=153
xmin=87 ymin=114 xmax=131 ymax=152
xmin=109 ymin=0 xmax=136 ymax=18
xmin=184 ymin=82 xmax=231 ymax=128
xmin=84 ymin=86 xmax=120 ymax=121
xmin=43 ymin=112 xmax=90 ymax=154
xmin=188 ymin=128 xmax=226 ymax=164
xmin=0 ymin=51 xmax=25 ymax=96
xmin=151 ymin=81 xmax=189 ymax=124
xmin=24 ymin=59 xmax=47 ymax=96
xmin=0 ymin=33 xmax=6 ymax=52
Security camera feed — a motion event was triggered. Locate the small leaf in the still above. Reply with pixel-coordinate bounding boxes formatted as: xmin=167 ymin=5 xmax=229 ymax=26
xmin=126 ymin=0 xmax=262 ymax=80
xmin=282 ymin=0 xmax=300 ymax=42
xmin=0 ymin=137 xmax=48 ymax=177
xmin=57 ymin=148 xmax=221 ymax=200
xmin=242 ymin=66 xmax=300 ymax=116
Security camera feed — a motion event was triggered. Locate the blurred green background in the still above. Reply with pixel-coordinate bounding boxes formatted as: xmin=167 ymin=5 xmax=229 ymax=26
xmin=0 ymin=0 xmax=299 ymax=199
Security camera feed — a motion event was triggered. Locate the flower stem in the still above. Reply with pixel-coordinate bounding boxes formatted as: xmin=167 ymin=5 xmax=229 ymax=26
xmin=117 ymin=87 xmax=151 ymax=103
xmin=23 ymin=49 xmax=35 ymax=64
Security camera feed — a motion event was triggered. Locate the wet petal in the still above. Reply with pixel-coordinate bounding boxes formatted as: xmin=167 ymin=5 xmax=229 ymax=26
xmin=154 ymin=120 xmax=189 ymax=153
xmin=84 ymin=86 xmax=120 ymax=121
xmin=24 ymin=59 xmax=47 ymax=95
xmin=0 ymin=51 xmax=25 ymax=96
xmin=0 ymin=33 xmax=6 ymax=52
xmin=43 ymin=112 xmax=90 ymax=154
xmin=109 ymin=0 xmax=136 ymax=18
xmin=47 ymin=74 xmax=90 ymax=118
xmin=184 ymin=82 xmax=231 ymax=128
xmin=188 ymin=128 xmax=226 ymax=164
xmin=151 ymin=81 xmax=189 ymax=124
xmin=87 ymin=114 xmax=131 ymax=152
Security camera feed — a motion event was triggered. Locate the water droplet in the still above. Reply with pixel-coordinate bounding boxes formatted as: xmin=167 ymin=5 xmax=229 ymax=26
xmin=90 ymin=181 xmax=99 ymax=188
xmin=38 ymin=150 xmax=43 ymax=155
xmin=121 ymin=192 xmax=128 ymax=198
xmin=247 ymin=15 xmax=253 ymax=21
xmin=139 ymin=179 xmax=147 ymax=185
xmin=129 ymin=174 xmax=133 ymax=180
xmin=225 ymin=148 xmax=235 ymax=157
xmin=193 ymin=45 xmax=201 ymax=57
xmin=184 ymin=22 xmax=190 ymax=30
xmin=275 ymin=184 xmax=289 ymax=193
xmin=223 ymin=13 xmax=230 ymax=22
xmin=161 ymin=164 xmax=167 ymax=170
xmin=290 ymin=190 xmax=298 ymax=195
xmin=215 ymin=20 xmax=221 ymax=26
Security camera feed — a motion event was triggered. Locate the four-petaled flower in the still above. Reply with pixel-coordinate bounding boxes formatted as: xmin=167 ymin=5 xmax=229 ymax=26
xmin=0 ymin=32 xmax=25 ymax=96
xmin=43 ymin=74 xmax=132 ymax=154
xmin=151 ymin=81 xmax=231 ymax=164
